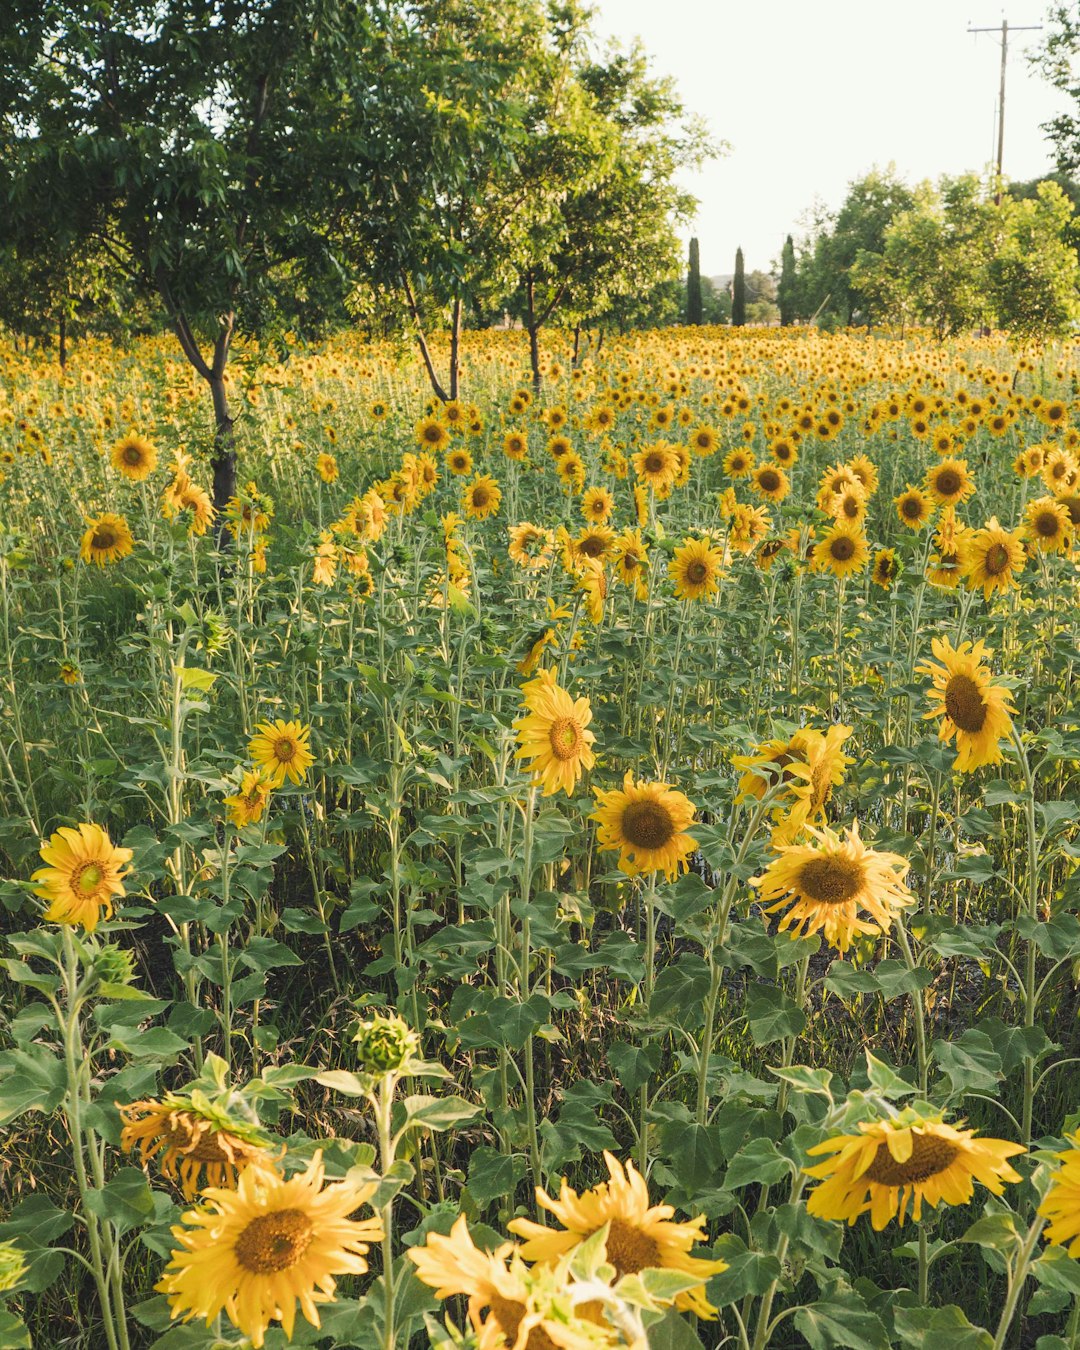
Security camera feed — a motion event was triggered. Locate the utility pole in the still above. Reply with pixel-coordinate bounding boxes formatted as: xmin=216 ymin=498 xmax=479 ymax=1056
xmin=968 ymin=18 xmax=1043 ymax=204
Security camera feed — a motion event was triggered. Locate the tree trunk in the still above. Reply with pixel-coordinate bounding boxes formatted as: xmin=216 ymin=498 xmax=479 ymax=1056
xmin=210 ymin=374 xmax=236 ymax=518
xmin=401 ymin=271 xmax=448 ymax=401
xmin=572 ymin=325 xmax=581 ymax=368
xmin=58 ymin=314 xmax=67 ymax=370
xmin=449 ymin=298 xmax=461 ymax=401
xmin=525 ymin=273 xmax=542 ymax=395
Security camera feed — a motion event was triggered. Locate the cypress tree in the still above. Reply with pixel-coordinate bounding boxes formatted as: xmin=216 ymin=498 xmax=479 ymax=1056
xmin=732 ymin=247 xmax=747 ymax=326
xmin=778 ymin=235 xmax=797 ymax=326
xmin=686 ymin=236 xmax=703 ymax=324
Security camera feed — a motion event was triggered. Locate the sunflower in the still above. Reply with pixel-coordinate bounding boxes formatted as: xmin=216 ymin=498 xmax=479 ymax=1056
xmin=409 ymin=1216 xmax=614 ymax=1350
xmin=80 ymin=512 xmax=134 ymax=567
xmin=503 ymin=430 xmax=528 ymax=461
xmin=416 ymin=416 xmax=450 ymax=453
xmin=1042 ymin=448 xmax=1077 ymax=492
xmin=111 ymin=433 xmax=157 ymax=481
xmin=446 ymin=447 xmax=473 ymax=476
xmin=917 ymin=636 xmax=1015 ymax=773
xmin=826 ymin=483 xmax=867 ymax=525
xmin=723 ymin=446 xmax=755 ymax=478
xmin=751 ymin=463 xmax=790 ymax=502
xmin=804 ymin=1111 xmax=1024 ymax=1230
xmin=1023 ymin=496 xmax=1072 ymax=554
xmin=249 ymin=719 xmax=314 ymax=788
xmin=810 ymin=522 xmax=869 ymax=579
xmin=1015 ymin=444 xmax=1046 ymax=478
xmin=315 ymin=452 xmax=338 ymax=484
xmin=871 ymin=548 xmax=901 ymax=590
xmin=750 ymin=820 xmax=912 ymax=953
xmin=574 ymin=525 xmax=615 ymax=563
xmin=960 ymin=517 xmax=1026 ymax=600
xmin=157 ymin=1152 xmax=381 ymax=1349
xmin=513 ymin=668 xmax=596 ymax=798
xmin=669 ymin=537 xmax=724 ymax=601
xmin=577 ymin=558 xmax=607 ymax=624
xmin=894 ymin=486 xmax=934 ymax=530
xmin=735 ymin=723 xmax=854 ymax=847
xmin=729 ymin=502 xmax=771 ymax=553
xmin=689 ymin=425 xmax=719 ymax=456
xmin=1039 ymin=1135 xmax=1080 ymax=1255
xmin=547 ymin=434 xmax=573 ymax=460
xmin=59 ymin=661 xmax=81 ymax=686
xmin=633 ymin=441 xmax=680 ymax=493
xmin=925 ymin=457 xmax=975 ymax=507
xmin=581 ymin=485 xmax=615 ymax=524
xmin=612 ymin=529 xmax=649 ymax=599
xmin=557 ymin=452 xmax=585 ymax=492
xmin=31 ymin=822 xmax=133 ymax=931
xmin=591 ymin=773 xmax=697 ymax=881
xmin=508 ymin=522 xmax=555 ymax=571
xmin=223 ymin=769 xmax=275 ymax=828
xmin=120 ymin=1094 xmax=273 ymax=1198
xmin=508 ymin=1153 xmax=727 ymax=1319
xmin=462 ymin=475 xmax=502 ymax=521
xmin=769 ymin=436 xmax=798 ymax=467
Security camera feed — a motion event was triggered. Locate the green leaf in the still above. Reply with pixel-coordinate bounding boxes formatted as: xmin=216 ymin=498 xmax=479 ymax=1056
xmin=705 ymin=1236 xmax=781 ymax=1306
xmin=645 ymin=1307 xmax=706 ymax=1350
xmin=893 ymin=1304 xmax=993 ymax=1349
xmin=398 ymin=1094 xmax=479 ymax=1134
xmin=0 ymin=1310 xmax=30 ymax=1349
xmin=793 ymin=1291 xmax=889 ymax=1350
xmin=864 ymin=1051 xmax=917 ymax=1099
xmin=957 ymin=1213 xmax=1022 ymax=1253
xmin=176 ymin=666 xmax=217 ymax=691
xmin=745 ymin=986 xmax=806 ymax=1046
xmin=84 ymin=1168 xmax=155 ymax=1235
xmin=723 ymin=1137 xmax=791 ymax=1189
xmin=608 ymin=1041 xmax=662 ymax=1096
xmin=933 ymin=1031 xmax=1003 ymax=1096
xmin=1031 ymin=1245 xmax=1080 ymax=1294
xmin=770 ymin=1064 xmax=834 ymax=1099
xmin=466 ymin=1147 xmax=526 ymax=1208
xmin=0 ymin=1046 xmax=65 ymax=1124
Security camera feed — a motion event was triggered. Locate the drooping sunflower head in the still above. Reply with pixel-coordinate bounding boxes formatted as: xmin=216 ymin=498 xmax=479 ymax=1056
xmin=591 ymin=773 xmax=697 ymax=881
xmin=224 ymin=768 xmax=275 ymax=828
xmin=120 ymin=1092 xmax=273 ymax=1198
xmin=32 ymin=822 xmax=133 ymax=932
xmin=917 ymin=635 xmax=1016 ymax=773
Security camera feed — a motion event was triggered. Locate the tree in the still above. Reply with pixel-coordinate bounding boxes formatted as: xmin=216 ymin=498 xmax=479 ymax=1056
xmin=989 ymin=181 xmax=1080 ymax=340
xmin=1 ymin=0 xmax=374 ymax=515
xmin=778 ymin=234 xmax=797 ymax=325
xmin=731 ymin=247 xmax=746 ymax=326
xmin=1036 ymin=10 xmax=1080 ymax=176
xmin=686 ymin=237 xmax=703 ymax=324
xmin=700 ymin=276 xmax=732 ymax=324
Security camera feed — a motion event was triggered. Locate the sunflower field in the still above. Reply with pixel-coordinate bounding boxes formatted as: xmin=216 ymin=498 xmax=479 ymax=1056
xmin=2 ymin=325 xmax=1080 ymax=1350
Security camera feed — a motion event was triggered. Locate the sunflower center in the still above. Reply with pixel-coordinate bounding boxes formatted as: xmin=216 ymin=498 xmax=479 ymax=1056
xmin=603 ymin=1217 xmax=661 ymax=1276
xmin=579 ymin=537 xmax=605 ymax=558
xmin=796 ymin=855 xmax=864 ymax=905
xmin=902 ymin=497 xmax=922 ymax=519
xmin=1035 ymin=511 xmax=1061 ymax=537
xmin=759 ymin=470 xmax=780 ymax=491
xmin=235 ymin=1209 xmax=314 ymax=1274
xmin=622 ymin=552 xmax=640 ymax=571
xmin=93 ymin=527 xmax=118 ymax=550
xmin=983 ymin=543 xmax=1011 ymax=576
xmin=645 ymin=454 xmax=664 ymax=473
xmin=685 ymin=560 xmax=708 ymax=584
xmin=121 ymin=444 xmax=144 ymax=465
xmin=423 ymin=425 xmax=442 ymax=444
xmin=935 ymin=470 xmax=961 ymax=496
xmin=864 ymin=1133 xmax=961 ymax=1186
xmin=944 ymin=674 xmax=988 ymax=732
xmin=72 ymin=862 xmax=105 ymax=897
xmin=620 ymin=801 xmax=676 ymax=851
xmin=273 ymin=738 xmax=297 ymax=763
xmin=490 ymin=1295 xmax=558 ymax=1350
xmin=548 ymin=717 xmax=582 ymax=761
xmin=830 ymin=537 xmax=855 ymax=561
xmin=841 ymin=496 xmax=860 ymax=518
xmin=472 ymin=488 xmax=490 ymax=508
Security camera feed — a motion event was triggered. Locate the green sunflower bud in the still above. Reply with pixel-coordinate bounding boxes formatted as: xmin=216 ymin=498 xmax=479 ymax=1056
xmin=352 ymin=1012 xmax=418 ymax=1076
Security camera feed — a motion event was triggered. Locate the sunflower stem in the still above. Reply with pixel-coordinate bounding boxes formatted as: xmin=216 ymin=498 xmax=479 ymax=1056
xmin=991 ymin=1209 xmax=1046 ymax=1350
xmin=1011 ymin=724 xmax=1040 ymax=1147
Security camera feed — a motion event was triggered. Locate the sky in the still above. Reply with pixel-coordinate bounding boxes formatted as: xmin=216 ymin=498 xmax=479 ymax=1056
xmin=591 ymin=0 xmax=1071 ymax=278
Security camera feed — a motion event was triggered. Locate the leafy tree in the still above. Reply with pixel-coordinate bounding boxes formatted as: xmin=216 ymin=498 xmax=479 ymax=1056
xmin=731 ymin=247 xmax=746 ymax=326
xmin=1 ymin=0 xmax=375 ymax=513
xmin=1036 ymin=10 xmax=1080 ymax=176
xmin=686 ymin=236 xmax=703 ymax=324
xmin=700 ymin=276 xmax=732 ymax=325
xmin=778 ymin=234 xmax=797 ymax=326
xmin=989 ymin=181 xmax=1080 ymax=340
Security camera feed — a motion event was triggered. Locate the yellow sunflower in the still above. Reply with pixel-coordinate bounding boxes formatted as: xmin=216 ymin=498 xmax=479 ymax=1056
xmin=120 ymin=1094 xmax=273 ymax=1198
xmin=507 ymin=522 xmax=555 ymax=571
xmin=960 ymin=517 xmax=1026 ymax=600
xmin=669 ymin=537 xmax=724 ymax=601
xmin=581 ymin=485 xmax=615 ymax=524
xmin=1039 ymin=1135 xmax=1080 ymax=1256
xmin=31 ymin=822 xmax=133 ymax=931
xmin=871 ymin=548 xmax=900 ymax=590
xmin=925 ymin=457 xmax=976 ymax=507
xmin=462 ymin=475 xmax=502 ymax=521
xmin=508 ymin=1152 xmax=728 ymax=1319
xmin=574 ymin=525 xmax=615 ymax=564
xmin=723 ymin=446 xmax=755 ymax=478
xmin=689 ymin=425 xmax=719 ymax=457
xmin=577 ymin=558 xmax=608 ymax=625
xmin=223 ymin=769 xmax=275 ymax=828
xmin=447 ymin=446 xmax=473 ymax=476
xmin=1023 ymin=496 xmax=1072 ymax=554
xmin=315 ymin=452 xmax=338 ymax=484
xmin=80 ymin=512 xmax=134 ymax=567
xmin=591 ymin=773 xmax=697 ymax=881
xmin=249 ymin=719 xmax=314 ymax=788
xmin=633 ymin=441 xmax=680 ymax=493
xmin=611 ymin=529 xmax=649 ymax=600
xmin=729 ymin=502 xmax=771 ymax=554
xmin=810 ymin=522 xmax=869 ymax=579
xmin=894 ymin=486 xmax=934 ymax=531
xmin=805 ymin=1111 xmax=1024 ymax=1230
xmin=416 ymin=416 xmax=450 ymax=453
xmin=513 ymin=668 xmax=596 ymax=798
xmin=735 ymin=724 xmax=854 ymax=847
xmin=157 ymin=1152 xmax=381 ymax=1349
xmin=916 ymin=636 xmax=1015 ymax=772
xmin=111 ymin=433 xmax=157 ymax=481
xmin=750 ymin=820 xmax=913 ymax=953
xmin=751 ymin=463 xmax=790 ymax=502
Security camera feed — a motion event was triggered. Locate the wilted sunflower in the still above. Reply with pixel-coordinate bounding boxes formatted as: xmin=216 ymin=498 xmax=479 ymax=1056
xmin=871 ymin=548 xmax=901 ymax=590
xmin=668 ymin=537 xmax=724 ymax=601
xmin=750 ymin=820 xmax=912 ymax=953
xmin=32 ymin=822 xmax=133 ymax=931
xmin=111 ymin=433 xmax=157 ymax=482
xmin=591 ymin=773 xmax=697 ymax=880
xmin=157 ymin=1152 xmax=381 ymax=1349
xmin=917 ymin=636 xmax=1015 ymax=772
xmin=462 ymin=475 xmax=502 ymax=521
xmin=810 ymin=522 xmax=869 ymax=579
xmin=223 ymin=769 xmax=275 ymax=828
xmin=960 ymin=517 xmax=1025 ymax=599
xmin=513 ymin=668 xmax=596 ymax=797
xmin=1023 ymin=496 xmax=1072 ymax=554
xmin=894 ymin=486 xmax=934 ymax=530
xmin=925 ymin=457 xmax=975 ymax=507
xmin=120 ymin=1093 xmax=273 ymax=1198
xmin=728 ymin=502 xmax=771 ymax=553
xmin=508 ymin=1152 xmax=728 ymax=1319
xmin=80 ymin=512 xmax=134 ymax=567
xmin=804 ymin=1111 xmax=1024 ymax=1230
xmin=1039 ymin=1135 xmax=1080 ymax=1256
xmin=249 ymin=719 xmax=314 ymax=787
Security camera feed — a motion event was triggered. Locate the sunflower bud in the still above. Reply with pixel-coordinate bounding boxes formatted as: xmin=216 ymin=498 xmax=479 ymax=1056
xmin=92 ymin=941 xmax=138 ymax=989
xmin=352 ymin=1012 xmax=418 ymax=1076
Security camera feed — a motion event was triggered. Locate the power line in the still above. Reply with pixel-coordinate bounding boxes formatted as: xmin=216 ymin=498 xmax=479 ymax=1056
xmin=968 ymin=18 xmax=1043 ymax=203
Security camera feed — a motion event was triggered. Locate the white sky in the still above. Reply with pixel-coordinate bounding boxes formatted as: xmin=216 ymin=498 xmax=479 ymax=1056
xmin=591 ymin=0 xmax=1071 ymax=277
